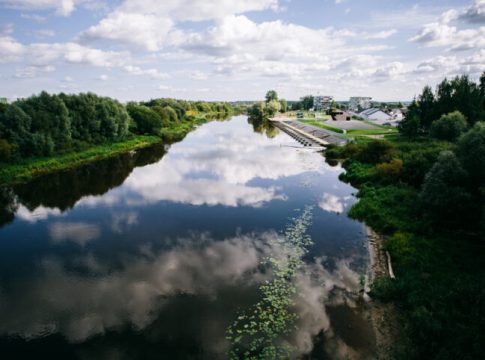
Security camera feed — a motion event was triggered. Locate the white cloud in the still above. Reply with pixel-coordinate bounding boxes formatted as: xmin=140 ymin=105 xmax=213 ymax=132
xmin=80 ymin=0 xmax=280 ymax=51
xmin=0 ymin=35 xmax=25 ymax=62
xmin=49 ymin=222 xmax=101 ymax=246
xmin=411 ymin=1 xmax=485 ymax=50
xmin=98 ymin=74 xmax=108 ymax=81
xmin=81 ymin=12 xmax=173 ymax=51
xmin=319 ymin=193 xmax=344 ymax=214
xmin=1 ymin=0 xmax=78 ymax=16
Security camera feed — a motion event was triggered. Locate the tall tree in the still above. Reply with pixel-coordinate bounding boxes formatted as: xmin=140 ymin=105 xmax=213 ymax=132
xmin=265 ymin=90 xmax=278 ymax=103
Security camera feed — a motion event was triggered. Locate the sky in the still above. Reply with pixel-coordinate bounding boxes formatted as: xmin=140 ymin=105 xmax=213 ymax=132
xmin=0 ymin=0 xmax=484 ymax=102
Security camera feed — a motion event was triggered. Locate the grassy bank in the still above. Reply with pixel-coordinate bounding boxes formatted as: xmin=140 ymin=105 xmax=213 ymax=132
xmin=0 ymin=135 xmax=163 ymax=185
xmin=326 ymin=136 xmax=485 ymax=359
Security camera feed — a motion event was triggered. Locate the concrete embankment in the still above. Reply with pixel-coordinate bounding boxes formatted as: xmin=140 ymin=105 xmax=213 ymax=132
xmin=270 ymin=117 xmax=347 ymax=146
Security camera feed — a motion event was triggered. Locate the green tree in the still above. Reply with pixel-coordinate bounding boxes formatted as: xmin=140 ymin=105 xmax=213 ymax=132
xmin=430 ymin=111 xmax=468 ymax=142
xmin=420 ymin=151 xmax=471 ymax=226
xmin=300 ymin=95 xmax=314 ymax=111
xmin=279 ymin=99 xmax=287 ymax=113
xmin=457 ymin=122 xmax=485 ymax=188
xmin=126 ymin=104 xmax=163 ymax=135
xmin=265 ymin=90 xmax=278 ymax=103
xmin=398 ymin=111 xmax=421 ymax=138
xmin=265 ymin=100 xmax=281 ymax=117
xmin=418 ymin=85 xmax=436 ymax=130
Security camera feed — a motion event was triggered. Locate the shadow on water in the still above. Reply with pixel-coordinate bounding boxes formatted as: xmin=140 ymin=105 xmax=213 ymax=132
xmin=0 ymin=143 xmax=167 ymax=228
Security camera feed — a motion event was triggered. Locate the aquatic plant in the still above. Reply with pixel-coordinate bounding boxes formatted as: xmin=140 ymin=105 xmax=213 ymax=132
xmin=226 ymin=206 xmax=314 ymax=359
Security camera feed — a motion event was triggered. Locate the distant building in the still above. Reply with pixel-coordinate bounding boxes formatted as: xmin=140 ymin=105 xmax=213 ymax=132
xmin=349 ymin=97 xmax=372 ymax=111
xmin=0 ymin=97 xmax=7 ymax=104
xmin=358 ymin=108 xmax=391 ymax=121
xmin=389 ymin=108 xmax=404 ymax=121
xmin=331 ymin=109 xmax=351 ymax=121
xmin=314 ymin=96 xmax=333 ymax=111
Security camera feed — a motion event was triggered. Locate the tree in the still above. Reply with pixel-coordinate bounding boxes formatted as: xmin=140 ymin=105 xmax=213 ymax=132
xmin=300 ymin=95 xmax=314 ymax=111
xmin=265 ymin=100 xmax=281 ymax=117
xmin=457 ymin=122 xmax=485 ymax=188
xmin=430 ymin=111 xmax=468 ymax=142
xmin=279 ymin=99 xmax=287 ymax=113
xmin=418 ymin=85 xmax=436 ymax=130
xmin=420 ymin=151 xmax=471 ymax=226
xmin=265 ymin=90 xmax=278 ymax=103
xmin=126 ymin=104 xmax=163 ymax=135
xmin=399 ymin=112 xmax=421 ymax=138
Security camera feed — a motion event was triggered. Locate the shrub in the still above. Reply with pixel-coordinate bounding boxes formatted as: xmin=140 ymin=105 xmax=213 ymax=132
xmin=376 ymin=158 xmax=403 ymax=182
xmin=355 ymin=140 xmax=396 ymax=164
xmin=0 ymin=139 xmax=17 ymax=162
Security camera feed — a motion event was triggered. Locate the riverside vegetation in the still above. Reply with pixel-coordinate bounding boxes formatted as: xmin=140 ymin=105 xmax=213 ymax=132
xmin=326 ymin=73 xmax=485 ymax=360
xmin=0 ymin=92 xmax=236 ymax=184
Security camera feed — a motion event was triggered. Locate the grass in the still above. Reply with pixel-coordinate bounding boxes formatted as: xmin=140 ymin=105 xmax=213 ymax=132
xmin=346 ymin=128 xmax=398 ymax=136
xmin=300 ymin=120 xmax=345 ymax=134
xmin=0 ymin=135 xmax=162 ymax=185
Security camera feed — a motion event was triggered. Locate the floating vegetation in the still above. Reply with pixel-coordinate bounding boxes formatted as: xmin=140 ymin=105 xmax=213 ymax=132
xmin=226 ymin=206 xmax=314 ymax=359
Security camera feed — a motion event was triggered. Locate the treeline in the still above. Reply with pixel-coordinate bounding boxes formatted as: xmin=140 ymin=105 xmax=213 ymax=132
xmin=0 ymin=91 xmax=235 ymax=163
xmin=290 ymin=95 xmax=314 ymax=111
xmin=400 ymin=73 xmax=485 ymax=138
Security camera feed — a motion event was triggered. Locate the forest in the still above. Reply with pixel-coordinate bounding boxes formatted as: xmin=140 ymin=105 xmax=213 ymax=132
xmin=0 ymin=91 xmax=234 ymax=163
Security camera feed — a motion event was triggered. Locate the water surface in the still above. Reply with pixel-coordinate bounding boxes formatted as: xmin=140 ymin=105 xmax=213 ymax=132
xmin=0 ymin=116 xmax=374 ymax=359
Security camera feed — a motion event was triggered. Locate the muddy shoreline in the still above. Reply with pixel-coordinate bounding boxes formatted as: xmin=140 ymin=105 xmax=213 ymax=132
xmin=365 ymin=227 xmax=400 ymax=360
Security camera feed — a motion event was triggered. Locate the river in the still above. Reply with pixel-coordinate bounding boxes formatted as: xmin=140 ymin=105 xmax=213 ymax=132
xmin=0 ymin=116 xmax=376 ymax=359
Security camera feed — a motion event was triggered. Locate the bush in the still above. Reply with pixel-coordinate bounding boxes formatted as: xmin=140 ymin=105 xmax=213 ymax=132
xmin=348 ymin=185 xmax=422 ymax=234
xmin=376 ymin=158 xmax=403 ymax=182
xmin=430 ymin=111 xmax=468 ymax=142
xmin=355 ymin=140 xmax=396 ymax=164
xmin=0 ymin=139 xmax=17 ymax=162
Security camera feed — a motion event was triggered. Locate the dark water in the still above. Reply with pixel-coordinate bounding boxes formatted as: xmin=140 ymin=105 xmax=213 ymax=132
xmin=0 ymin=116 xmax=375 ymax=359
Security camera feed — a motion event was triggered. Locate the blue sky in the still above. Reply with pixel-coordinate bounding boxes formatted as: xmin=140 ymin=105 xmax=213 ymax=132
xmin=0 ymin=0 xmax=483 ymax=101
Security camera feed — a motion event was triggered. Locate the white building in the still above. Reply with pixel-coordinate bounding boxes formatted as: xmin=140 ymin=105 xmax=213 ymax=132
xmin=314 ymin=96 xmax=333 ymax=111
xmin=349 ymin=97 xmax=372 ymax=111
xmin=359 ymin=108 xmax=391 ymax=121
xmin=389 ymin=109 xmax=404 ymax=121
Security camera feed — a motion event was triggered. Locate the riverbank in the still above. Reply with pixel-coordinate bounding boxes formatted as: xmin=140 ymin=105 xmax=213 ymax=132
xmin=326 ymin=136 xmax=485 ymax=359
xmin=0 ymin=114 xmax=220 ymax=186
xmin=0 ymin=135 xmax=163 ymax=185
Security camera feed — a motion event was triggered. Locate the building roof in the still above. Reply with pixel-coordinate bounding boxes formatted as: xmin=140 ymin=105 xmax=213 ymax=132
xmin=359 ymin=108 xmax=388 ymax=116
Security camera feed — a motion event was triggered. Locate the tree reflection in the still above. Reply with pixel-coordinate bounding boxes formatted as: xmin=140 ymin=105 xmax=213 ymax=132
xmin=247 ymin=116 xmax=280 ymax=139
xmin=0 ymin=187 xmax=18 ymax=227
xmin=5 ymin=144 xmax=166 ymax=217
